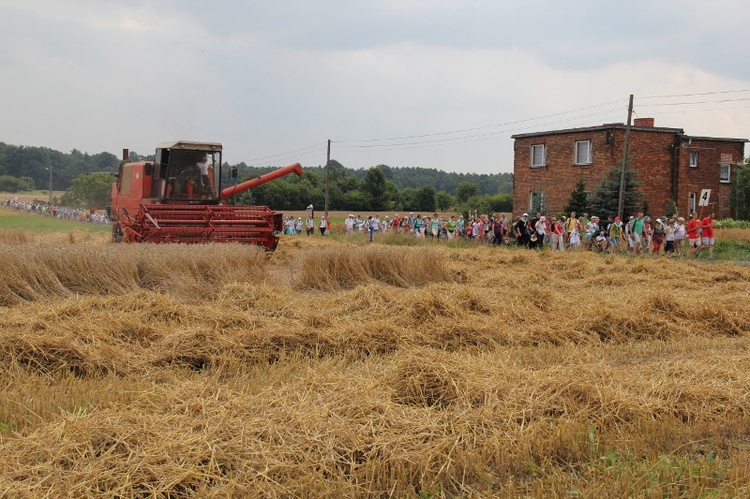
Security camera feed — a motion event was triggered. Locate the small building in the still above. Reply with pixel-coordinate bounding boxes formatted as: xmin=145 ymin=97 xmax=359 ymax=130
xmin=511 ymin=118 xmax=746 ymax=219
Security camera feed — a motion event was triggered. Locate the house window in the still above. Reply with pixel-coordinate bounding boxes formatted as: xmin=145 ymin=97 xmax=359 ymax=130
xmin=529 ymin=191 xmax=545 ymax=213
xmin=689 ymin=193 xmax=696 ymax=214
xmin=531 ymin=144 xmax=546 ymax=167
xmin=574 ymin=140 xmax=592 ymax=165
xmin=720 ymin=164 xmax=731 ymax=183
xmin=689 ymin=152 xmax=698 ymax=168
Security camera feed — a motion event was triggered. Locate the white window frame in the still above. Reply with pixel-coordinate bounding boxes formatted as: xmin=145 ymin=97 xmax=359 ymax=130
xmin=720 ymin=164 xmax=731 ymax=183
xmin=529 ymin=191 xmax=545 ymax=213
xmin=689 ymin=193 xmax=696 ymax=214
xmin=530 ymin=144 xmax=546 ymax=168
xmin=574 ymin=140 xmax=592 ymax=165
xmin=689 ymin=151 xmax=698 ymax=168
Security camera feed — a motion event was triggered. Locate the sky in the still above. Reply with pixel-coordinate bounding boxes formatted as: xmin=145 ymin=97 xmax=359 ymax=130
xmin=1 ymin=0 xmax=749 ymax=175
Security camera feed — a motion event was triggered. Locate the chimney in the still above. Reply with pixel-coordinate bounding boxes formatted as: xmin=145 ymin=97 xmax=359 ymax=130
xmin=122 ymin=148 xmax=129 ymax=161
xmin=633 ymin=118 xmax=654 ymax=128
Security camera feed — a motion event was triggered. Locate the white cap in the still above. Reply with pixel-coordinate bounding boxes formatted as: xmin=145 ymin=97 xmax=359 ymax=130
xmin=523 ymin=213 xmax=529 ymax=216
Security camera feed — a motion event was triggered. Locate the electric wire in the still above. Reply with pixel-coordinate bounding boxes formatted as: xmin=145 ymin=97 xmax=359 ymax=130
xmin=639 ymin=89 xmax=750 ymax=99
xmin=334 ymin=98 xmax=627 ymax=144
xmin=244 ymin=90 xmax=748 ymax=167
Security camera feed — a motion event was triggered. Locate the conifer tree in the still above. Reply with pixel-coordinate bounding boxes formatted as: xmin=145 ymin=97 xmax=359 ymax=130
xmin=563 ymin=178 xmax=590 ymax=215
xmin=589 ymin=166 xmax=643 ymax=219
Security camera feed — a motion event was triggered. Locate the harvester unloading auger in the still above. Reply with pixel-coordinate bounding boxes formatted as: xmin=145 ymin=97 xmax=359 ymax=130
xmin=108 ymin=141 xmax=302 ymax=250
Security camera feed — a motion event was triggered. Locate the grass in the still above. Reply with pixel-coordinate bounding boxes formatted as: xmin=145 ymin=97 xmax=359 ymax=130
xmin=2 ymin=224 xmax=750 ymax=496
xmin=715 ymin=239 xmax=750 ymax=260
xmin=0 ymin=208 xmax=110 ymax=233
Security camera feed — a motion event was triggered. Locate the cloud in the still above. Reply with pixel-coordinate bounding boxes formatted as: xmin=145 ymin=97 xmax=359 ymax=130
xmin=1 ymin=0 xmax=748 ymax=174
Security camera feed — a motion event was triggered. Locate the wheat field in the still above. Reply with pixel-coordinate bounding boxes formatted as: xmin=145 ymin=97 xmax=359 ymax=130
xmin=1 ymin=231 xmax=750 ymax=497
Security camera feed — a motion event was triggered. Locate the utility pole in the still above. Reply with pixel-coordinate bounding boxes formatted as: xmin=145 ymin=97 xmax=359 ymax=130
xmin=324 ymin=139 xmax=331 ymax=219
xmin=617 ymin=94 xmax=634 ymax=220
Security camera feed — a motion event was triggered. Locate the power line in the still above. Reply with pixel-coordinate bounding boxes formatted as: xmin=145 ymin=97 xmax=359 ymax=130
xmin=335 ymin=106 xmax=625 ymax=151
xmin=243 ymin=89 xmax=749 ymax=166
xmin=245 ymin=142 xmax=325 ymax=163
xmin=639 ymin=89 xmax=750 ymax=99
xmin=334 ymin=98 xmax=627 ymax=144
xmin=638 ymin=97 xmax=750 ymax=107
xmin=640 ymin=105 xmax=750 ymax=115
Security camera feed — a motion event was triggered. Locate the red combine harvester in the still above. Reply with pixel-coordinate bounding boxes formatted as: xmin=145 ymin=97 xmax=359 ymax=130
xmin=109 ymin=141 xmax=302 ymax=250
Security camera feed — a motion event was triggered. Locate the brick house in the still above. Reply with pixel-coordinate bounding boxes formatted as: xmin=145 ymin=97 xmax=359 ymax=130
xmin=511 ymin=119 xmax=746 ymax=220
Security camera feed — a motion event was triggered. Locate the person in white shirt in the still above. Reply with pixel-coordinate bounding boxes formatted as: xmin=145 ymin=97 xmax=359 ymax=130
xmin=319 ymin=216 xmax=327 ymax=236
xmin=196 ymin=156 xmax=213 ymax=196
xmin=369 ymin=215 xmax=380 ymax=243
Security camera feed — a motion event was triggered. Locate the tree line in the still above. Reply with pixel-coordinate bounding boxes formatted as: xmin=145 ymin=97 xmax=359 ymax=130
xmin=229 ymin=160 xmax=513 ymax=214
xmin=2 ymin=142 xmax=748 ymax=220
xmin=0 ymin=143 xmax=514 ymax=213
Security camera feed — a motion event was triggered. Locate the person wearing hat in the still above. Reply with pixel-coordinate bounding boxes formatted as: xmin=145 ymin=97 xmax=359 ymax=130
xmin=550 ymin=216 xmax=564 ymax=251
xmin=529 ymin=212 xmax=541 ymax=248
xmin=534 ymin=214 xmax=547 ymax=249
xmin=515 ymin=213 xmax=531 ymax=248
xmin=319 ymin=215 xmax=327 ymax=236
xmin=584 ymin=216 xmax=599 ymax=249
xmin=565 ymin=211 xmax=579 ymax=249
xmin=368 ymin=214 xmax=380 ymax=243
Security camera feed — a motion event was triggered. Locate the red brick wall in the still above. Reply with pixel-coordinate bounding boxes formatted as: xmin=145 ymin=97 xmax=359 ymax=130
xmin=513 ymin=127 xmax=744 ymax=219
xmin=677 ymin=139 xmax=744 ymax=218
xmin=625 ymin=129 xmax=676 ymax=216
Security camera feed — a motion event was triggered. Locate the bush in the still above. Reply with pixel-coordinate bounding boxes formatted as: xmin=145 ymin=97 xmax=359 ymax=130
xmin=714 ymin=218 xmax=750 ymax=229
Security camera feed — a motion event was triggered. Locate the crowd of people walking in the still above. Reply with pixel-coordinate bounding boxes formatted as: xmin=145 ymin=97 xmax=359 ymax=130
xmin=8 ymin=196 xmax=715 ymax=259
xmin=3 ymin=197 xmax=110 ymax=226
xmin=288 ymin=210 xmax=717 ymax=259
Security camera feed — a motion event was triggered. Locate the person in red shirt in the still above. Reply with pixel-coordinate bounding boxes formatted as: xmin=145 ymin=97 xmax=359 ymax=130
xmin=700 ymin=212 xmax=715 ymax=260
xmin=686 ymin=211 xmax=702 ymax=258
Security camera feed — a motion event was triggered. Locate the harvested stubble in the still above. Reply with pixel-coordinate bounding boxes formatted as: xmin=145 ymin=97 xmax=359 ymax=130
xmin=2 ymin=237 xmax=750 ymax=497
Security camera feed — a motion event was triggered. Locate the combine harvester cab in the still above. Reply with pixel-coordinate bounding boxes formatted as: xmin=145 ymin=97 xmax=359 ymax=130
xmin=109 ymin=141 xmax=302 ymax=250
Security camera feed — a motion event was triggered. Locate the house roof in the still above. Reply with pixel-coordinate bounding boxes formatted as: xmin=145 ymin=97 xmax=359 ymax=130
xmin=512 ymin=123 xmax=747 ymax=143
xmin=511 ymin=123 xmax=683 ymax=139
xmin=156 ymin=141 xmax=223 ymax=151
xmin=683 ymin=135 xmax=747 ymax=143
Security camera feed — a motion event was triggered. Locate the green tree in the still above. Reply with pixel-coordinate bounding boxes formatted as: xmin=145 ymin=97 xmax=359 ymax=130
xmin=563 ymin=178 xmax=590 ymax=216
xmin=413 ymin=185 xmax=437 ymax=212
xmin=362 ymin=167 xmax=389 ymax=210
xmin=60 ymin=173 xmax=113 ymax=208
xmin=730 ymin=159 xmax=750 ymax=220
xmin=456 ymin=181 xmax=480 ymax=202
xmin=487 ymin=193 xmax=513 ymax=213
xmin=343 ymin=190 xmax=370 ymax=211
xmin=461 ymin=195 xmax=492 ymax=216
xmin=588 ymin=167 xmax=643 ymax=219
xmin=0 ymin=175 xmax=34 ymax=192
xmin=436 ymin=191 xmax=455 ymax=211
xmin=399 ymin=187 xmax=418 ymax=211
